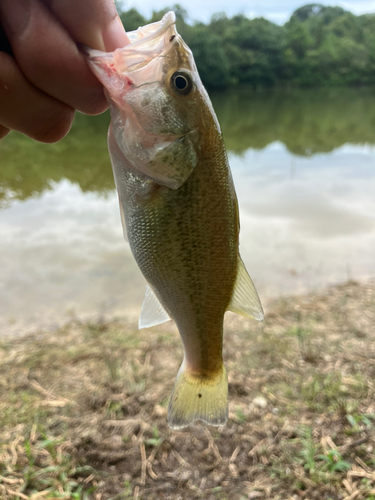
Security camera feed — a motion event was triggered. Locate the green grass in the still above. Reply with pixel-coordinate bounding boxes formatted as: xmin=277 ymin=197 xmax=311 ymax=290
xmin=0 ymin=428 xmax=97 ymax=499
xmin=0 ymin=281 xmax=374 ymax=499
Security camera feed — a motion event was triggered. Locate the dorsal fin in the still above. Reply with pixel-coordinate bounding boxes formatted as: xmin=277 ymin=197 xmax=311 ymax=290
xmin=139 ymin=284 xmax=171 ymax=329
xmin=228 ymin=257 xmax=264 ymax=321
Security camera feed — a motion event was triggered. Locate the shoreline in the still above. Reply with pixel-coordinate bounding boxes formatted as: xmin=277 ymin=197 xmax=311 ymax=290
xmin=2 ymin=276 xmax=375 ymax=340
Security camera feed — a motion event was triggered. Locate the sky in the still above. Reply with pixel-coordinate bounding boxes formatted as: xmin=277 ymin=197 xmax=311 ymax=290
xmin=119 ymin=0 xmax=375 ymax=25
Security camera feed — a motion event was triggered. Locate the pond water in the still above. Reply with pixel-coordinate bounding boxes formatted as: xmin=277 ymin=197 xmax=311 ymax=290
xmin=1 ymin=87 xmax=375 ymax=335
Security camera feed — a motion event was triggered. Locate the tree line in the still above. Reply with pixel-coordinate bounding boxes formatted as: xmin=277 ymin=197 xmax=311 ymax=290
xmin=116 ymin=3 xmax=375 ymax=90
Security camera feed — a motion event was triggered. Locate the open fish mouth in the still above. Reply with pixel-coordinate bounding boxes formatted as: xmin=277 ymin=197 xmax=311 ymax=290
xmin=107 ymin=83 xmax=197 ymax=190
xmin=86 ymin=12 xmax=177 ymax=76
xmin=126 ymin=11 xmax=176 ymax=56
xmin=85 ymin=11 xmax=183 ymax=147
xmin=85 ymin=11 xmax=198 ymax=188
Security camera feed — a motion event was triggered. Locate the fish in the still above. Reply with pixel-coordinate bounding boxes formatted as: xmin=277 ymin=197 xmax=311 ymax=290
xmin=86 ymin=11 xmax=264 ymax=429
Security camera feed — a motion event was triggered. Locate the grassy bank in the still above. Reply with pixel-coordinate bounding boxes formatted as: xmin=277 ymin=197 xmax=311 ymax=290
xmin=0 ymin=281 xmax=374 ymax=499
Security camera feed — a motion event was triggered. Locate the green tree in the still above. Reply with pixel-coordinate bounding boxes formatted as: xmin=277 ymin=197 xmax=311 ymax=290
xmin=291 ymin=4 xmax=345 ymax=23
xmin=113 ymin=3 xmax=375 ymax=90
xmin=285 ymin=18 xmax=313 ymax=58
xmin=325 ymin=12 xmax=362 ymax=42
xmin=223 ymin=16 xmax=285 ymax=87
xmin=187 ymin=25 xmax=230 ymax=90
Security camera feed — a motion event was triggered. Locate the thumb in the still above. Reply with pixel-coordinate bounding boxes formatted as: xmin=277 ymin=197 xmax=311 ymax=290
xmin=43 ymin=0 xmax=130 ymax=51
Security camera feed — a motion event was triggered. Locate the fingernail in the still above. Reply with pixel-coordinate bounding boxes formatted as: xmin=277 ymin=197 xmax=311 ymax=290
xmin=102 ymin=16 xmax=130 ymax=52
xmin=0 ymin=0 xmax=30 ymax=37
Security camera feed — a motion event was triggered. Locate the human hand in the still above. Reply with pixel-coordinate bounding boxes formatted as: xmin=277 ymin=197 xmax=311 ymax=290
xmin=0 ymin=0 xmax=129 ymax=142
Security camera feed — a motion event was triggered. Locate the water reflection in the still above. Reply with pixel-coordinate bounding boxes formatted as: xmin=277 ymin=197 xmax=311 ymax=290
xmin=213 ymin=87 xmax=375 ymax=156
xmin=232 ymin=143 xmax=375 ymax=299
xmin=0 ymin=182 xmax=144 ymax=334
xmin=0 ymin=112 xmax=113 ymax=206
xmin=1 ymin=87 xmax=375 ymax=205
xmin=1 ymin=88 xmax=375 ymax=334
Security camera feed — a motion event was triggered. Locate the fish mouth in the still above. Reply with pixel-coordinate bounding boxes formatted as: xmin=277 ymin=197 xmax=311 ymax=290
xmin=126 ymin=11 xmax=176 ymax=48
xmin=85 ymin=11 xmax=196 ymax=188
xmin=86 ymin=12 xmax=177 ymax=75
xmin=116 ymin=12 xmax=177 ymax=73
xmin=86 ymin=11 xmax=178 ymax=74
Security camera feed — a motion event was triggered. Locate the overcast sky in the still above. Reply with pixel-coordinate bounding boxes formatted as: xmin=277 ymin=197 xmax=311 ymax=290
xmin=120 ymin=0 xmax=375 ymax=25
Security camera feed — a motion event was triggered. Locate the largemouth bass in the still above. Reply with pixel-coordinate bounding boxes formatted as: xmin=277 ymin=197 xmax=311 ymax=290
xmin=86 ymin=12 xmax=264 ymax=429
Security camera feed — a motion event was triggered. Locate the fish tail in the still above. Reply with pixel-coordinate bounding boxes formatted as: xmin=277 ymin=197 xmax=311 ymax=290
xmin=167 ymin=362 xmax=228 ymax=429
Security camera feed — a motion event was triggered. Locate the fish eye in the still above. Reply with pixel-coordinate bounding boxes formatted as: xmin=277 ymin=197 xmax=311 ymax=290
xmin=171 ymin=70 xmax=193 ymax=95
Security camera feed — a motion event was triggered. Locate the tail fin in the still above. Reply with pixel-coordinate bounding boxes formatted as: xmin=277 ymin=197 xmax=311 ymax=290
xmin=167 ymin=363 xmax=228 ymax=429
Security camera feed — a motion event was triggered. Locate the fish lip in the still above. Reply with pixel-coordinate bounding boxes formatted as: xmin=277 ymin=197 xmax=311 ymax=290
xmin=118 ymin=11 xmax=177 ymax=70
xmin=126 ymin=11 xmax=176 ymax=48
xmin=83 ymin=11 xmax=176 ymax=60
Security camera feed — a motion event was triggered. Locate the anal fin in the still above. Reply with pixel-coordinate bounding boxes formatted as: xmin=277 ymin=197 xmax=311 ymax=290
xmin=139 ymin=284 xmax=171 ymax=329
xmin=228 ymin=256 xmax=264 ymax=321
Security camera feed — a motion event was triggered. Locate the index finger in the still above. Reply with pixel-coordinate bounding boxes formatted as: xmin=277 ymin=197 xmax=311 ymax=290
xmin=43 ymin=0 xmax=130 ymax=51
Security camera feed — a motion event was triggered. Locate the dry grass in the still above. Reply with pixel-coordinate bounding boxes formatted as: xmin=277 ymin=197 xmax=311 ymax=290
xmin=0 ymin=280 xmax=374 ymax=500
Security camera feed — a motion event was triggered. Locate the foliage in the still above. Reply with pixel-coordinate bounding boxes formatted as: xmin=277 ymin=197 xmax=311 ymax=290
xmin=0 ymin=111 xmax=114 ymax=206
xmin=187 ymin=24 xmax=230 ymax=89
xmin=296 ymin=427 xmax=351 ymax=480
xmin=116 ymin=3 xmax=375 ymax=90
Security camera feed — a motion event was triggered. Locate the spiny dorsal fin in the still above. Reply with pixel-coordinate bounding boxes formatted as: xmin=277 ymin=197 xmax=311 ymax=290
xmin=139 ymin=284 xmax=171 ymax=329
xmin=228 ymin=257 xmax=264 ymax=321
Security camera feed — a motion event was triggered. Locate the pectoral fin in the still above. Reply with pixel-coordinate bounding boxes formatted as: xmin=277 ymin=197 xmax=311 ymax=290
xmin=118 ymin=200 xmax=128 ymax=242
xmin=139 ymin=284 xmax=171 ymax=329
xmin=228 ymin=257 xmax=264 ymax=321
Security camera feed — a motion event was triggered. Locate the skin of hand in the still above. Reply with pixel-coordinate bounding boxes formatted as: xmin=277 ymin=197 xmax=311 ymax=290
xmin=0 ymin=0 xmax=129 ymax=142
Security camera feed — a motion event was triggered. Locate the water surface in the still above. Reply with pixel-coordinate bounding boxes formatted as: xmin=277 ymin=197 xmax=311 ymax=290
xmin=1 ymin=87 xmax=375 ymax=335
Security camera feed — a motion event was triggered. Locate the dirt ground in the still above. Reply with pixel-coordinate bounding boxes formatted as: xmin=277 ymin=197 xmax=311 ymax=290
xmin=0 ymin=280 xmax=374 ymax=500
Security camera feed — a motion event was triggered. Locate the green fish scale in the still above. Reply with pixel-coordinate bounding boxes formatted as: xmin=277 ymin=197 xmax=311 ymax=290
xmin=127 ymin=133 xmax=239 ymax=374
